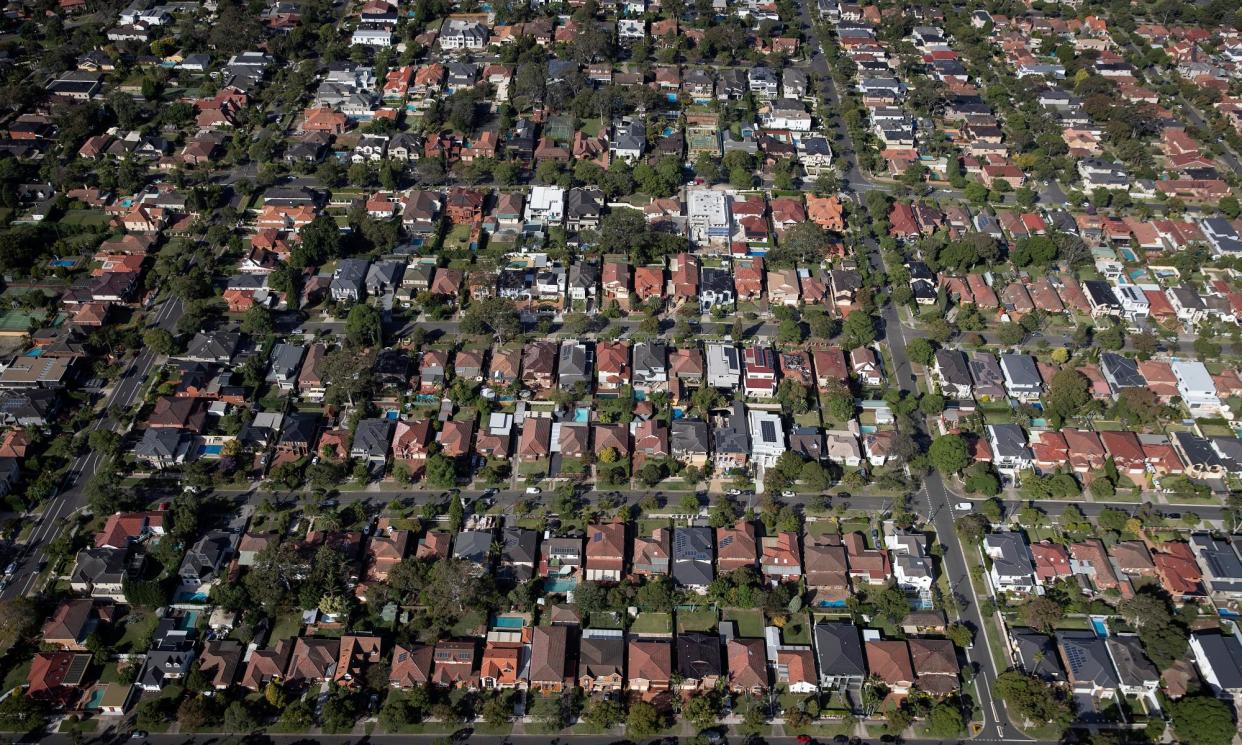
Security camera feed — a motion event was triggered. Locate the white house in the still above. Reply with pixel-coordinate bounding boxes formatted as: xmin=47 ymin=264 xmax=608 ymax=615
xmin=983 ymin=532 xmax=1037 ymax=594
xmin=1172 ymin=359 xmax=1222 ymax=417
xmin=525 ymin=185 xmax=565 ymax=226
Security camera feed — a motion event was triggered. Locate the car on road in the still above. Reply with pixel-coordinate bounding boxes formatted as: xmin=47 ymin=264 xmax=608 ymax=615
xmin=781 ymin=490 xmax=796 ymax=498
xmin=726 ymin=488 xmax=741 ymax=496
xmin=525 ymin=487 xmax=542 ymax=495
xmin=955 ymin=502 xmax=973 ymax=512
xmin=130 ymin=731 xmax=148 ymax=740
xmin=3 ymin=562 xmax=15 ymax=576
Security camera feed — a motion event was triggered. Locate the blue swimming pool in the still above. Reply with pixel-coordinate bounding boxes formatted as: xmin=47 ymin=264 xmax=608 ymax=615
xmin=200 ymin=444 xmax=222 ymax=456
xmin=544 ymin=578 xmax=576 ymax=593
xmin=1090 ymin=617 xmax=1109 ymax=637
xmin=83 ymin=688 xmax=105 ymax=710
xmin=175 ymin=591 xmax=209 ymax=603
xmin=180 ymin=610 xmax=200 ymax=628
xmin=574 ymin=407 xmax=590 ymax=423
xmin=49 ymin=259 xmax=76 ymax=268
xmin=493 ymin=616 xmax=524 ymax=629
xmin=859 ymin=424 xmax=877 ymax=433
xmin=672 ymin=407 xmax=685 ymax=420
xmin=24 ymin=348 xmax=43 ymax=357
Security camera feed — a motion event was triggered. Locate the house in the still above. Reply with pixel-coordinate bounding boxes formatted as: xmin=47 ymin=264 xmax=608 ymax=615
xmin=1011 ymin=630 xmax=1066 ymax=682
xmin=678 ymin=633 xmax=724 ymax=692
xmin=529 ymin=625 xmax=571 ymax=693
xmin=335 ymin=635 xmax=383 ymax=686
xmin=525 ymin=186 xmax=565 ymax=226
xmin=28 ymin=651 xmax=92 ymax=707
xmin=390 ymin=644 xmax=434 ymax=689
xmin=432 ymin=640 xmax=478 ymax=689
xmin=286 ymin=637 xmax=341 ymax=686
xmin=813 ymin=622 xmax=866 ymax=700
xmin=673 ymin=525 xmax=715 ymax=592
xmin=987 ymin=423 xmax=1033 ymax=477
xmin=761 ymin=532 xmax=802 ymax=583
xmin=728 ymin=638 xmax=769 ymax=693
xmin=984 ymin=532 xmax=1037 ymax=593
xmin=479 ymin=642 xmax=522 ymax=690
xmin=776 ymin=647 xmax=819 ymax=693
xmin=908 ymin=638 xmax=959 ymax=696
xmin=330 ymin=259 xmax=369 ymax=303
xmin=1106 ymin=636 xmax=1159 ymax=699
xmin=1172 ymin=359 xmax=1222 ymax=417
xmin=632 ymin=341 xmax=667 ymax=392
xmin=585 ymin=522 xmax=625 ymax=582
xmin=850 ymin=347 xmax=883 ymax=387
xmin=578 ymin=635 xmax=625 ymax=693
xmin=717 ymin=520 xmax=758 ymax=574
xmin=633 ymin=529 xmax=671 ymax=576
xmin=241 ymin=642 xmax=293 ymax=691
xmin=627 ymin=639 xmax=673 ymax=692
xmin=866 ymin=640 xmax=915 ymax=693
xmin=1058 ymin=631 xmax=1120 ymax=699
xmin=499 ymin=526 xmax=538 ymax=584
xmin=999 ymin=353 xmax=1042 ymax=402
xmin=671 ymin=419 xmax=710 ymax=467
xmin=743 ymin=346 xmax=778 ymax=398
xmin=969 ymin=353 xmax=1006 ymax=400
xmin=521 ymin=342 xmax=557 ymax=390
xmin=351 ymin=419 xmax=393 ymax=466
xmin=558 ymin=341 xmax=591 ymax=388
xmin=178 ymin=531 xmax=234 ymax=591
xmin=706 ymin=343 xmax=742 ymax=389
xmin=42 ymin=599 xmax=109 ymax=650
xmin=748 ymin=408 xmax=785 ymax=469
xmin=933 ymin=349 xmax=973 ymax=399
xmin=1190 ymin=534 xmax=1242 ymax=599
xmin=1189 ymin=633 xmax=1242 ymax=697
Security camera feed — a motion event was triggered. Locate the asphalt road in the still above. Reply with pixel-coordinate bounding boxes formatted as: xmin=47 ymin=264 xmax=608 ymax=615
xmin=8 ymin=732 xmax=1065 ymax=745
xmin=1 ymin=296 xmax=184 ymax=601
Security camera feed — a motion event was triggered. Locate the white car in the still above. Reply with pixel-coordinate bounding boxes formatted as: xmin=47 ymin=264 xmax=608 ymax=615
xmin=955 ymin=502 xmax=973 ymax=512
xmin=781 ymin=490 xmax=796 ymax=498
xmin=525 ymin=487 xmax=542 ymax=495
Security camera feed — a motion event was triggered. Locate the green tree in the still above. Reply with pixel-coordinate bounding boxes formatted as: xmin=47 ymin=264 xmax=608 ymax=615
xmin=841 ymin=310 xmax=877 ymax=348
xmin=345 ymin=303 xmax=382 ymax=346
xmin=143 ymin=328 xmax=177 ymax=355
xmin=425 ymin=454 xmax=458 ymax=489
xmin=907 ymin=337 xmax=936 ymax=366
xmin=1171 ymin=696 xmax=1236 ymax=745
xmin=928 ymin=434 xmax=970 ymax=474
xmin=1044 ymin=368 xmax=1091 ymax=426
xmin=625 ymin=701 xmax=666 ymax=737
xmin=926 ymin=702 xmax=965 ymax=738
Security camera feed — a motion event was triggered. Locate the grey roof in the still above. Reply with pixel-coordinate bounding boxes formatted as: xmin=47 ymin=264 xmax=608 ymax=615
xmin=179 ymin=531 xmax=234 ymax=583
xmin=999 ymin=353 xmax=1041 ymax=387
xmin=1191 ymin=534 xmax=1242 ymax=591
xmin=672 ymin=526 xmax=714 ymax=587
xmin=182 ymin=331 xmax=240 ymax=363
xmin=1083 ymin=280 xmax=1121 ymax=308
xmin=278 ymin=412 xmax=320 ymax=448
xmin=984 ymin=531 xmax=1034 ymax=579
xmin=1193 ymin=633 xmax=1242 ymax=690
xmin=352 ymin=418 xmax=393 ymax=458
xmin=1011 ymin=629 xmax=1066 ymax=682
xmin=988 ymin=423 xmax=1031 ymax=459
xmin=672 ymin=418 xmax=710 ymax=455
xmin=633 ymin=341 xmax=667 ymax=377
xmin=700 ymin=267 xmax=733 ymax=294
xmin=331 ymin=258 xmax=369 ymax=294
xmin=566 ymin=188 xmax=604 ymax=219
xmin=453 ymin=530 xmax=494 ymax=565
xmin=1175 ymin=431 xmax=1222 ymax=469
xmin=365 ymin=260 xmax=405 ymax=291
xmin=934 ymin=349 xmax=972 ymax=388
xmin=267 ymin=343 xmax=306 ymax=383
xmin=1099 ymin=353 xmax=1145 ymax=390
xmin=134 ymin=427 xmax=189 ymax=460
xmin=968 ymin=353 xmax=1005 ymax=393
xmin=613 ymin=119 xmax=645 ymax=152
xmin=789 ymin=426 xmax=824 ymax=460
xmin=1057 ymin=631 xmax=1119 ymax=688
xmin=568 ymin=260 xmax=599 ymax=290
xmin=677 ymin=632 xmax=723 ymax=679
xmin=71 ymin=547 xmax=130 ymax=586
xmin=813 ymin=622 xmax=866 ymax=678
xmin=501 ymin=526 xmax=538 ymax=578
xmin=1106 ymin=636 xmax=1158 ymax=687
xmin=558 ymin=342 xmax=590 ymax=380
xmin=713 ymin=401 xmax=749 ymax=455
xmin=139 ymin=646 xmax=196 ymax=690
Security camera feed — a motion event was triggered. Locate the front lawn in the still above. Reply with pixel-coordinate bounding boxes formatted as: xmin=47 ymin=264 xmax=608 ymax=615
xmin=676 ymin=608 xmax=719 ymax=634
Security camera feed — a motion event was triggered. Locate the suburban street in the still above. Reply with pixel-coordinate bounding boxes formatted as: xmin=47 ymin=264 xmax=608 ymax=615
xmin=0 ymin=296 xmax=184 ymax=601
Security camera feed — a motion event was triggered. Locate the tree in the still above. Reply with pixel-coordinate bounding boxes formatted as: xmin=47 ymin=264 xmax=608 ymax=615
xmin=1044 ymin=368 xmax=1091 ymax=426
xmin=425 ymin=454 xmax=458 ymax=489
xmin=994 ymin=671 xmax=1073 ymax=733
xmin=581 ymin=697 xmax=624 ymax=730
xmin=928 ymin=434 xmax=970 ymax=475
xmin=926 ymin=702 xmax=965 ymax=738
xmin=907 ymin=337 xmax=936 ymax=366
xmin=625 ymin=701 xmax=666 ymax=737
xmin=776 ymin=221 xmax=831 ymax=264
xmin=841 ymin=310 xmax=877 ymax=348
xmin=345 ymin=303 xmax=382 ymax=346
xmin=223 ymin=701 xmax=258 ymax=733
xmin=997 ymin=322 xmax=1025 ymax=346
xmin=143 ymin=328 xmax=177 ymax=355
xmin=1022 ymin=597 xmax=1064 ymax=631
xmin=1171 ymin=696 xmax=1236 ymax=745
xmin=0 ymin=694 xmax=49 ymax=732
xmin=945 ymin=622 xmax=973 ymax=648
xmin=683 ymin=692 xmax=723 ymax=730
xmin=294 ymin=214 xmax=342 ymax=268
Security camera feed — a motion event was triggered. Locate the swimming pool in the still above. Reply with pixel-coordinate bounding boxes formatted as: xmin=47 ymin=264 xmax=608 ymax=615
xmin=859 ymin=424 xmax=877 ymax=433
xmin=49 ymin=259 xmax=76 ymax=268
xmin=180 ymin=610 xmax=200 ymax=628
xmin=671 ymin=407 xmax=685 ymax=420
xmin=1090 ymin=617 xmax=1109 ymax=637
xmin=573 ymin=407 xmax=590 ymax=423
xmin=83 ymin=688 xmax=105 ymax=710
xmin=200 ymin=444 xmax=223 ymax=456
xmin=544 ymin=578 xmax=576 ymax=593
xmin=175 ymin=591 xmax=209 ymax=603
xmin=493 ymin=616 xmax=524 ymax=629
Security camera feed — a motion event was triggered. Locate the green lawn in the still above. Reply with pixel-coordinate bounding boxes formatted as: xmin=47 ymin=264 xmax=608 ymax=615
xmin=676 ymin=608 xmax=719 ymax=634
xmin=116 ymin=609 xmax=159 ymax=654
xmin=782 ymin=612 xmax=812 ymax=645
xmin=269 ymin=612 xmax=303 ymax=644
xmin=630 ymin=612 xmax=673 ymax=635
xmin=723 ymin=608 xmax=765 ymax=638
